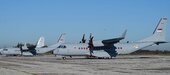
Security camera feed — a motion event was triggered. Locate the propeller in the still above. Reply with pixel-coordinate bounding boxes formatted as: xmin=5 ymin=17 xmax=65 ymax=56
xmin=88 ymin=33 xmax=94 ymax=57
xmin=26 ymin=43 xmax=36 ymax=50
xmin=17 ymin=43 xmax=24 ymax=56
xmin=16 ymin=43 xmax=37 ymax=56
xmin=26 ymin=43 xmax=37 ymax=56
xmin=80 ymin=34 xmax=86 ymax=43
xmin=89 ymin=33 xmax=92 ymax=40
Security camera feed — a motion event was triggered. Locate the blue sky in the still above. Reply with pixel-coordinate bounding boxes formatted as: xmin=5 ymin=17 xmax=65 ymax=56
xmin=0 ymin=0 xmax=170 ymax=49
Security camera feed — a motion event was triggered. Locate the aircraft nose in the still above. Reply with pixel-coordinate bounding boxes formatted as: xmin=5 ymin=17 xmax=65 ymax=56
xmin=0 ymin=50 xmax=7 ymax=55
xmin=0 ymin=49 xmax=3 ymax=54
xmin=0 ymin=51 xmax=4 ymax=54
xmin=0 ymin=49 xmax=2 ymax=51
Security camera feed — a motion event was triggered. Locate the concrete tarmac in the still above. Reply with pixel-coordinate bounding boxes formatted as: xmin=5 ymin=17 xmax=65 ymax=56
xmin=0 ymin=55 xmax=170 ymax=75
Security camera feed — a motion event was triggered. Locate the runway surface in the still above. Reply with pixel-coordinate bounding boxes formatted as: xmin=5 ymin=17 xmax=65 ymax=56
xmin=0 ymin=55 xmax=170 ymax=75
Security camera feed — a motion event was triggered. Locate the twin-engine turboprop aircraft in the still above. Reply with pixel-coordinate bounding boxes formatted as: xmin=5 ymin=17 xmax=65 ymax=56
xmin=53 ymin=17 xmax=168 ymax=59
xmin=1 ymin=34 xmax=65 ymax=56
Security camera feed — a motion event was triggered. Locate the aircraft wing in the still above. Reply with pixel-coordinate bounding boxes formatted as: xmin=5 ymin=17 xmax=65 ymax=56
xmin=102 ymin=37 xmax=124 ymax=45
xmin=102 ymin=30 xmax=127 ymax=46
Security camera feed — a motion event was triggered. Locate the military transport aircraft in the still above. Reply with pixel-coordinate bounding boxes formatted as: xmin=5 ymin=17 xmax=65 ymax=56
xmin=0 ymin=37 xmax=45 ymax=56
xmin=1 ymin=33 xmax=65 ymax=56
xmin=53 ymin=17 xmax=168 ymax=59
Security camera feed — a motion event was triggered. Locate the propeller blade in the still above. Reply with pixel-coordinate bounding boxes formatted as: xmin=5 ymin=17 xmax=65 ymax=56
xmin=89 ymin=33 xmax=92 ymax=40
xmin=88 ymin=33 xmax=94 ymax=57
xmin=82 ymin=34 xmax=86 ymax=43
xmin=18 ymin=43 xmax=23 ymax=56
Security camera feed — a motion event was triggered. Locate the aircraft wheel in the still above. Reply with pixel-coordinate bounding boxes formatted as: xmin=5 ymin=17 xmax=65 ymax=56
xmin=110 ymin=57 xmax=113 ymax=59
xmin=62 ymin=57 xmax=65 ymax=59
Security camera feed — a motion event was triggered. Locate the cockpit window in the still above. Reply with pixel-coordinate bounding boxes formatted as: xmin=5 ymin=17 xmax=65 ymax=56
xmin=57 ymin=46 xmax=61 ymax=48
xmin=58 ymin=45 xmax=67 ymax=48
xmin=3 ymin=49 xmax=8 ymax=51
xmin=63 ymin=46 xmax=66 ymax=48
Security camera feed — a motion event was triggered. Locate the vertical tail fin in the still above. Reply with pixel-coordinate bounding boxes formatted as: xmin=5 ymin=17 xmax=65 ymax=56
xmin=22 ymin=43 xmax=28 ymax=49
xmin=48 ymin=33 xmax=66 ymax=48
xmin=36 ymin=37 xmax=45 ymax=48
xmin=139 ymin=17 xmax=167 ymax=42
xmin=57 ymin=33 xmax=66 ymax=43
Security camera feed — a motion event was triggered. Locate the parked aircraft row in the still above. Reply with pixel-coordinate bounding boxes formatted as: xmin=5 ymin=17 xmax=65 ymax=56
xmin=0 ymin=17 xmax=168 ymax=59
xmin=0 ymin=34 xmax=65 ymax=56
